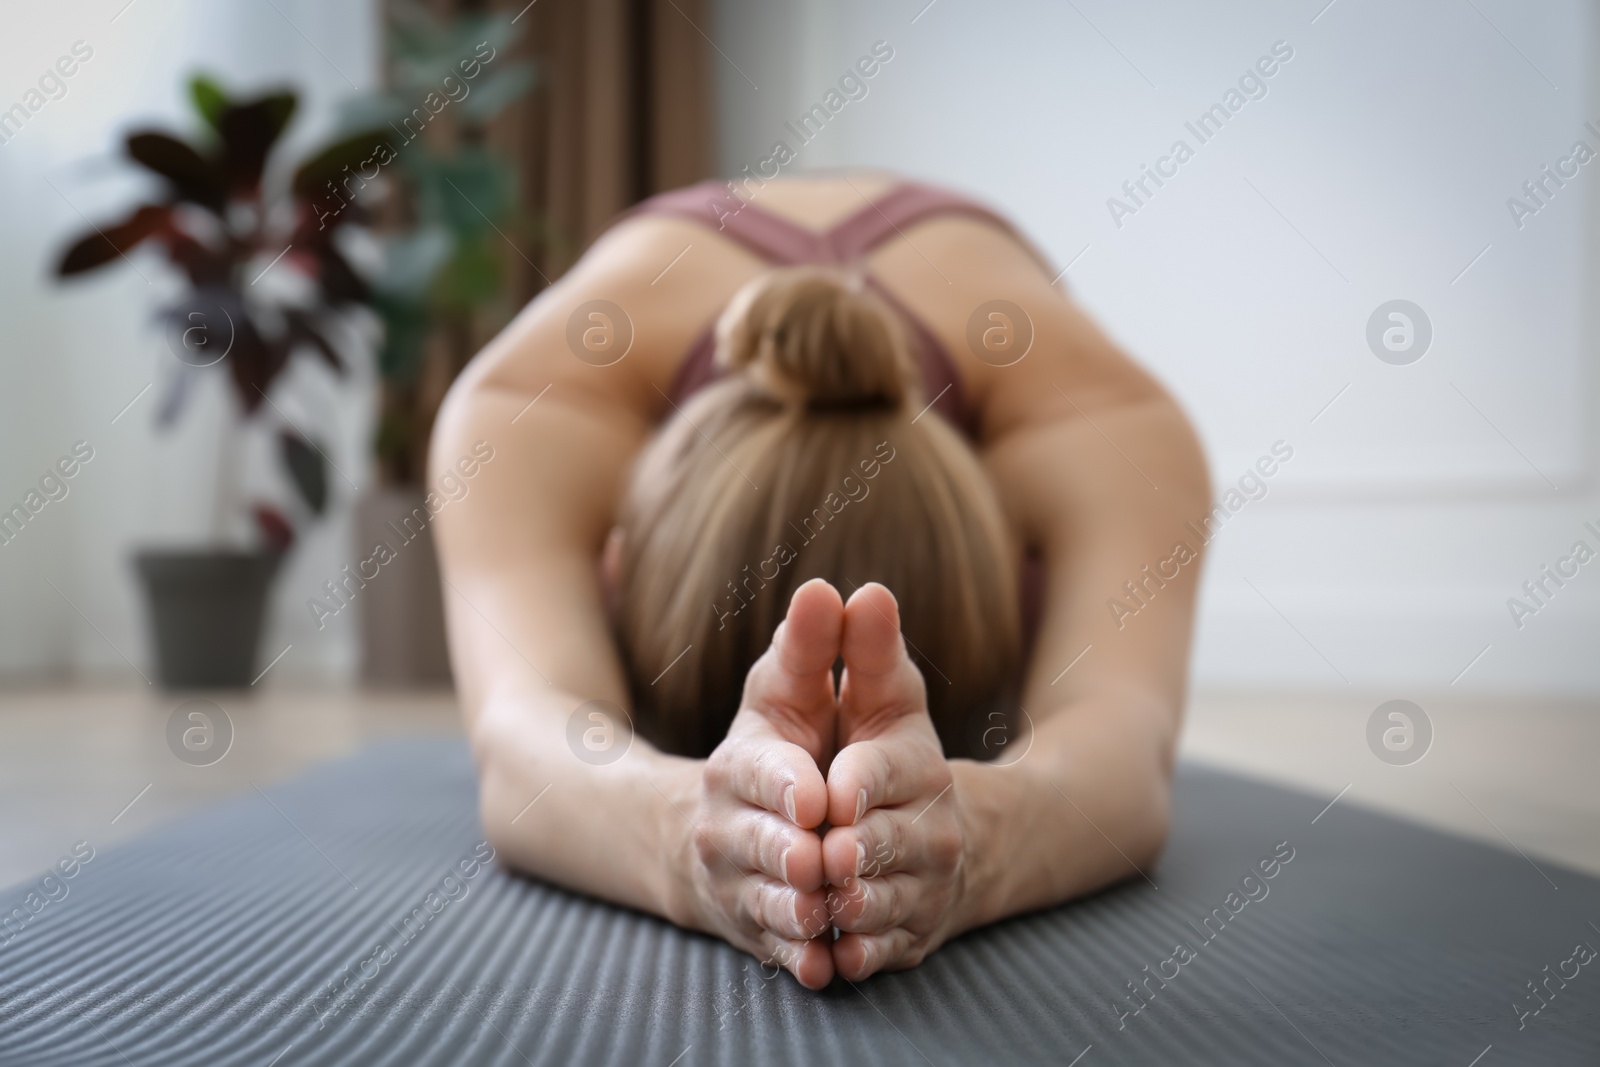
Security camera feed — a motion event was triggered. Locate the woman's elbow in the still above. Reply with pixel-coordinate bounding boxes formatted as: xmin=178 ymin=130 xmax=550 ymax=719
xmin=473 ymin=749 xmax=530 ymax=876
xmin=1132 ymin=781 xmax=1172 ymax=870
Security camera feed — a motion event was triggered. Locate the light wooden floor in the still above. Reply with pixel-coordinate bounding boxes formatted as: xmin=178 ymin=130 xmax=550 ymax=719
xmin=0 ymin=686 xmax=463 ymax=889
xmin=1182 ymin=688 xmax=1600 ymax=878
xmin=0 ymin=685 xmax=1595 ymax=888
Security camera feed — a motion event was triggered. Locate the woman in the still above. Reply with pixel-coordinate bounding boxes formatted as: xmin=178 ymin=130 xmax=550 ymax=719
xmin=430 ymin=171 xmax=1210 ymax=989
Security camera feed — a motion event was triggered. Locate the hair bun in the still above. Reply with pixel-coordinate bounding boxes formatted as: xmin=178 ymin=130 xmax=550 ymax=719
xmin=714 ymin=267 xmax=914 ymax=410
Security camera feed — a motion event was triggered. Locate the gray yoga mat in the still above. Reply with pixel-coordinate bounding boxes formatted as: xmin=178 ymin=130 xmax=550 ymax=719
xmin=1 ymin=736 xmax=1596 ymax=1066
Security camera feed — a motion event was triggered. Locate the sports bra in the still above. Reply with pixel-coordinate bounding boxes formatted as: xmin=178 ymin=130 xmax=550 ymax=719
xmin=621 ymin=176 xmax=1050 ymax=652
xmin=624 ymin=177 xmax=1048 ymax=436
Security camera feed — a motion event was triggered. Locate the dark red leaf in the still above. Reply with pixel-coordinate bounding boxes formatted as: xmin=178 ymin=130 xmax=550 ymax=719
xmin=309 ymin=245 xmax=370 ymax=306
xmin=253 ymin=503 xmax=294 ymax=553
xmin=217 ymin=92 xmax=297 ymax=192
xmin=292 ymin=194 xmax=370 ymax=245
xmin=55 ymin=204 xmax=172 ymax=275
xmin=226 ymin=316 xmax=290 ymax=415
xmin=157 ymin=230 xmax=231 ymax=289
xmin=285 ymin=309 xmax=344 ymax=375
xmin=279 ymin=431 xmax=329 ymax=515
xmin=126 ymin=132 xmax=226 ymax=210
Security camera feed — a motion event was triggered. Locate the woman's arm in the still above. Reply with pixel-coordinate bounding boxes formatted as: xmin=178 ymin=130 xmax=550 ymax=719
xmin=431 ymin=215 xmax=846 ymax=982
xmin=953 ymin=239 xmax=1212 ymax=924
xmin=955 ymin=391 xmax=1210 ymax=928
xmin=430 ymin=284 xmax=687 ymax=916
xmin=840 ymin=217 xmax=1212 ymax=958
xmin=427 ymin=217 xmax=708 ymax=903
xmin=815 ymin=395 xmax=1208 ymax=976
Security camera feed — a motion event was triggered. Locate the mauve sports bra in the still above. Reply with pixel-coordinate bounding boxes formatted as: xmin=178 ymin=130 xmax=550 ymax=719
xmin=625 ymin=177 xmax=1049 ymax=434
xmin=622 ymin=177 xmax=1051 ymax=652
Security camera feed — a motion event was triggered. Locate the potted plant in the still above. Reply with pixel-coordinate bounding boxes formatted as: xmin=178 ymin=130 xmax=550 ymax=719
xmin=55 ymin=76 xmax=388 ymax=687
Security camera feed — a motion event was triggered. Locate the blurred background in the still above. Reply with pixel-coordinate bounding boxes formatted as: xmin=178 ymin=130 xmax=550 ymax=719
xmin=1 ymin=0 xmax=1595 ymax=885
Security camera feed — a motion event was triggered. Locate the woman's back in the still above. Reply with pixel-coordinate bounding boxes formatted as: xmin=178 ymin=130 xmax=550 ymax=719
xmin=436 ymin=169 xmax=1202 ymax=732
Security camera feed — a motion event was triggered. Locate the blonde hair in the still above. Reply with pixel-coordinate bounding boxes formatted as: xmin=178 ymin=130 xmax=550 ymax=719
xmin=615 ymin=267 xmax=1020 ymax=757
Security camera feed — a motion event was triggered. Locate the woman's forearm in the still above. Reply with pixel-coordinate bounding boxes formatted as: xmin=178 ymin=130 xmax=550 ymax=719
xmin=949 ymin=690 xmax=1175 ymax=934
xmin=473 ymin=681 xmax=703 ymax=923
xmin=429 ymin=333 xmax=707 ymax=921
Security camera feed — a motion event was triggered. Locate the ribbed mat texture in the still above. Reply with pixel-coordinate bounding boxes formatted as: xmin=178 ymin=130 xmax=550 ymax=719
xmin=2 ymin=738 xmax=1596 ymax=1065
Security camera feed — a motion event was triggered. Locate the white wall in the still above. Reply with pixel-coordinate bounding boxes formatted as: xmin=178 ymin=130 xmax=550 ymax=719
xmin=712 ymin=0 xmax=1600 ymax=694
xmin=0 ymin=0 xmax=379 ymax=685
xmin=7 ymin=0 xmax=1595 ymax=697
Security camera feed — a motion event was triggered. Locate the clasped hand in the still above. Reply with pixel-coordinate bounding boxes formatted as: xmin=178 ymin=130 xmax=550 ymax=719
xmin=682 ymin=579 xmax=967 ymax=989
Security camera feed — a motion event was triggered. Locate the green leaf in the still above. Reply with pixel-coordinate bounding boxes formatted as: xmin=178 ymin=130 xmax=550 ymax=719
xmin=433 ymin=230 xmax=502 ymax=310
xmin=291 ymin=128 xmax=394 ymax=200
xmin=459 ymin=62 xmax=536 ymax=123
xmin=375 ymin=294 xmax=432 ymax=382
xmin=413 ymin=151 xmax=511 ymax=235
xmin=376 ymin=227 xmax=454 ymax=296
xmin=190 ymin=75 xmax=230 ymax=131
xmin=335 ymin=94 xmax=414 ymax=134
xmin=383 ymin=1 xmax=528 ymax=92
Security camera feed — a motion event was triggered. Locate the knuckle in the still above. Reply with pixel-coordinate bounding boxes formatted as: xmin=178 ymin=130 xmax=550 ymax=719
xmin=732 ymin=819 xmax=764 ymax=870
xmin=851 ymin=879 xmax=879 ymax=923
xmin=693 ymin=831 xmax=722 ymax=870
xmin=845 ymin=883 xmax=874 ymax=928
xmin=884 ymin=818 xmax=908 ymax=866
xmin=751 ymin=747 xmax=788 ymax=799
xmin=798 ymin=899 xmax=830 ymax=939
xmin=741 ymin=880 xmax=767 ymax=923
xmin=870 ymin=745 xmax=895 ymax=795
xmin=928 ymin=825 xmax=962 ymax=869
xmin=751 ymin=828 xmax=772 ymax=876
xmin=913 ymin=751 xmax=952 ymax=794
xmin=881 ymin=878 xmax=906 ymax=923
xmin=753 ymin=883 xmax=780 ymax=929
xmin=703 ymin=751 xmax=735 ymax=792
xmin=759 ymin=825 xmax=787 ymax=877
xmin=859 ymin=817 xmax=900 ymax=877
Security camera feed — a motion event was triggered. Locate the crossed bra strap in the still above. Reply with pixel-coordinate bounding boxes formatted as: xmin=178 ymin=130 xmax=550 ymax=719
xmin=625 ymin=178 xmax=1052 ymax=437
xmin=622 ymin=177 xmax=1050 ymax=654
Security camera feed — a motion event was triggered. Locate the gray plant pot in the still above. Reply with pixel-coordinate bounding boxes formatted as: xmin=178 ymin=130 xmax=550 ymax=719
xmin=354 ymin=488 xmax=452 ymax=686
xmin=134 ymin=549 xmax=280 ymax=688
